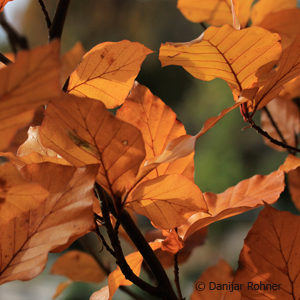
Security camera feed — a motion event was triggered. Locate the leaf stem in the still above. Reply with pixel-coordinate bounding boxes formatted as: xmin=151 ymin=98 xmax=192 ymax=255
xmin=49 ymin=0 xmax=70 ymax=40
xmin=38 ymin=0 xmax=52 ymax=29
xmin=0 ymin=12 xmax=28 ymax=52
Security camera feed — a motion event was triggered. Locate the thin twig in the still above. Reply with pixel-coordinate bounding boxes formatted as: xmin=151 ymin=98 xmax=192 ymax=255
xmin=263 ymin=107 xmax=295 ymax=155
xmin=38 ymin=0 xmax=52 ymax=29
xmin=0 ymin=12 xmax=28 ymax=52
xmin=0 ymin=52 xmax=12 ymax=65
xmin=99 ymin=188 xmax=160 ymax=296
xmin=49 ymin=0 xmax=70 ymax=40
xmin=174 ymin=253 xmax=183 ymax=300
xmin=248 ymin=118 xmax=300 ymax=153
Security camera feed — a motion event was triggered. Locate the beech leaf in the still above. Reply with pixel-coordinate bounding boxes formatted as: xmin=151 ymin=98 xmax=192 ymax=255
xmin=0 ymin=162 xmax=98 ymax=284
xmin=40 ymin=94 xmax=145 ymax=197
xmin=179 ymin=170 xmax=284 ymax=239
xmin=159 ymin=25 xmax=281 ymax=97
xmin=288 ymin=167 xmax=300 ymax=211
xmin=0 ymin=0 xmax=13 ymax=11
xmin=234 ymin=205 xmax=300 ymax=299
xmin=51 ymin=250 xmax=106 ymax=283
xmin=177 ymin=0 xmax=253 ymax=28
xmin=68 ymin=40 xmax=152 ymax=108
xmin=0 ymin=41 xmax=61 ymax=151
xmin=117 ymin=82 xmax=194 ymax=181
xmin=126 ymin=174 xmax=207 ymax=229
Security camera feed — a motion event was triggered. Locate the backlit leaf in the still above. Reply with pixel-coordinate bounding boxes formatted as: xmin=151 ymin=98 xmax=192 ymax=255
xmin=0 ymin=41 xmax=61 ymax=151
xmin=0 ymin=163 xmax=98 ymax=284
xmin=234 ymin=205 xmax=300 ymax=299
xmin=68 ymin=40 xmax=152 ymax=108
xmin=0 ymin=0 xmax=13 ymax=11
xmin=280 ymin=154 xmax=300 ymax=172
xmin=126 ymin=174 xmax=207 ymax=229
xmin=261 ymin=98 xmax=300 ymax=151
xmin=179 ymin=170 xmax=284 ymax=238
xmin=251 ymin=0 xmax=297 ymax=25
xmin=40 ymin=94 xmax=145 ymax=197
xmin=159 ymin=25 xmax=281 ymax=97
xmin=90 ymin=286 xmax=109 ymax=300
xmin=51 ymin=250 xmax=105 ymax=283
xmin=177 ymin=0 xmax=253 ymax=28
xmin=191 ymin=260 xmax=241 ymax=300
xmin=117 ymin=82 xmax=194 ymax=181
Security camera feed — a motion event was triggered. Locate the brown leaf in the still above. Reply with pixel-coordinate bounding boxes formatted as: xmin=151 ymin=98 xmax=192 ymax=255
xmin=117 ymin=82 xmax=194 ymax=181
xmin=159 ymin=25 xmax=281 ymax=97
xmin=126 ymin=174 xmax=207 ymax=229
xmin=261 ymin=98 xmax=300 ymax=151
xmin=279 ymin=154 xmax=300 ymax=172
xmin=288 ymin=167 xmax=300 ymax=211
xmin=90 ymin=286 xmax=109 ymax=300
xmin=52 ymin=280 xmax=72 ymax=299
xmin=51 ymin=250 xmax=105 ymax=283
xmin=177 ymin=0 xmax=253 ymax=28
xmin=0 ymin=41 xmax=61 ymax=151
xmin=191 ymin=260 xmax=241 ymax=300
xmin=179 ymin=170 xmax=284 ymax=239
xmin=68 ymin=40 xmax=152 ymax=108
xmin=61 ymin=42 xmax=85 ymax=87
xmin=234 ymin=205 xmax=300 ymax=299
xmin=40 ymin=94 xmax=145 ymax=197
xmin=251 ymin=0 xmax=297 ymax=25
xmin=0 ymin=162 xmax=98 ymax=284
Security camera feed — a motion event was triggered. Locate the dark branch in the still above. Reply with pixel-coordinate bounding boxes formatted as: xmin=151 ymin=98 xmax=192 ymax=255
xmin=49 ymin=0 xmax=70 ymax=40
xmin=263 ymin=107 xmax=296 ymax=155
xmin=248 ymin=118 xmax=300 ymax=153
xmin=174 ymin=252 xmax=184 ymax=300
xmin=38 ymin=0 xmax=52 ymax=29
xmin=0 ymin=52 xmax=12 ymax=65
xmin=0 ymin=12 xmax=28 ymax=52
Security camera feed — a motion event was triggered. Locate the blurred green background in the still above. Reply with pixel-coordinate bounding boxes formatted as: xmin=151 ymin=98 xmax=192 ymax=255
xmin=0 ymin=0 xmax=295 ymax=299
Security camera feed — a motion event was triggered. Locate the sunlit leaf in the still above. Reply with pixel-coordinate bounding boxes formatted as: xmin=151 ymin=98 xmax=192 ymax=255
xmin=51 ymin=250 xmax=105 ymax=283
xmin=0 ymin=41 xmax=61 ymax=151
xmin=159 ymin=25 xmax=281 ymax=97
xmin=280 ymin=154 xmax=300 ymax=172
xmin=68 ymin=40 xmax=152 ymax=108
xmin=40 ymin=94 xmax=145 ymax=197
xmin=0 ymin=163 xmax=98 ymax=284
xmin=177 ymin=0 xmax=253 ymax=28
xmin=0 ymin=0 xmax=13 ymax=12
xmin=261 ymin=98 xmax=300 ymax=151
xmin=191 ymin=260 xmax=241 ymax=300
xmin=126 ymin=174 xmax=207 ymax=229
xmin=234 ymin=205 xmax=300 ymax=299
xmin=117 ymin=82 xmax=194 ymax=181
xmin=90 ymin=286 xmax=109 ymax=300
xmin=179 ymin=170 xmax=284 ymax=238
xmin=251 ymin=0 xmax=297 ymax=25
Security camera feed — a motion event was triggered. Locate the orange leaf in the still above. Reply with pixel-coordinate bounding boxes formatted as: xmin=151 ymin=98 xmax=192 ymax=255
xmin=40 ymin=95 xmax=145 ymax=197
xmin=279 ymin=154 xmax=300 ymax=173
xmin=191 ymin=260 xmax=241 ymax=300
xmin=0 ymin=0 xmax=13 ymax=12
xmin=159 ymin=25 xmax=281 ymax=97
xmin=234 ymin=205 xmax=300 ymax=299
xmin=0 ymin=163 xmax=98 ymax=284
xmin=288 ymin=167 xmax=300 ymax=211
xmin=251 ymin=0 xmax=297 ymax=25
xmin=0 ymin=41 xmax=61 ymax=151
xmin=249 ymin=35 xmax=300 ymax=111
xmin=261 ymin=98 xmax=300 ymax=151
xmin=107 ymin=242 xmax=161 ymax=300
xmin=179 ymin=170 xmax=284 ymax=239
xmin=126 ymin=174 xmax=207 ymax=229
xmin=52 ymin=280 xmax=72 ymax=299
xmin=68 ymin=40 xmax=152 ymax=109
xmin=146 ymin=99 xmax=245 ymax=166
xmin=258 ymin=8 xmax=300 ymax=49
xmin=117 ymin=82 xmax=194 ymax=181
xmin=51 ymin=250 xmax=105 ymax=283
xmin=177 ymin=0 xmax=253 ymax=28
xmin=61 ymin=42 xmax=85 ymax=87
